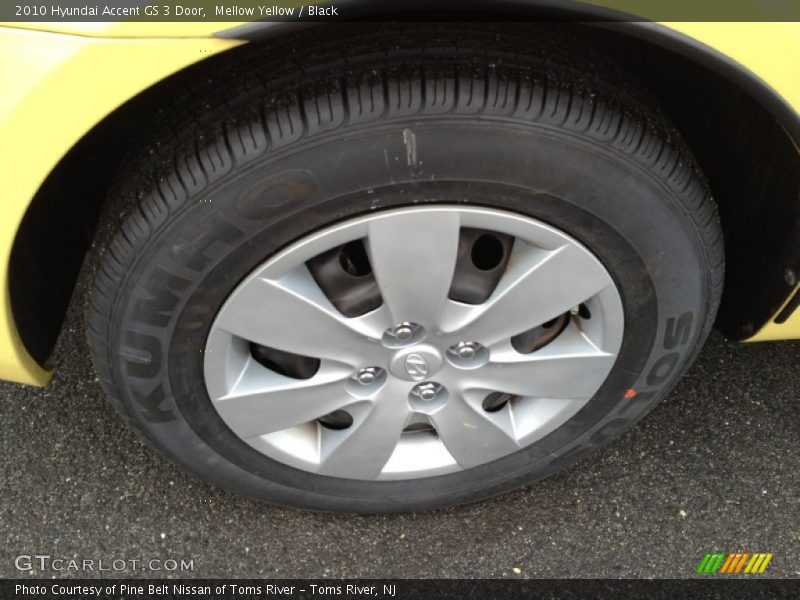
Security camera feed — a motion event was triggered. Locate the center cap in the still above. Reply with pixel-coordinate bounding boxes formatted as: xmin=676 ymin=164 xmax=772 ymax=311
xmin=388 ymin=344 xmax=444 ymax=382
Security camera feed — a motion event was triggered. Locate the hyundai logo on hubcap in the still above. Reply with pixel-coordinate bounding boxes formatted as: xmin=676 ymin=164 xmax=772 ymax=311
xmin=404 ymin=353 xmax=429 ymax=380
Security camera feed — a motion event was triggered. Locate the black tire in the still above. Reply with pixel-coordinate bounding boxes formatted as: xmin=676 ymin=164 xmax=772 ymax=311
xmin=87 ymin=25 xmax=723 ymax=513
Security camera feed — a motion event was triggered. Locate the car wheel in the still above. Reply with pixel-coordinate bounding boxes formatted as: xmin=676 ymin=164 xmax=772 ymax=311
xmin=87 ymin=27 xmax=723 ymax=512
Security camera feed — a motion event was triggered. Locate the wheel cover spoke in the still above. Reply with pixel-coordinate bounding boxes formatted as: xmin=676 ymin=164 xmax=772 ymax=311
xmin=429 ymin=392 xmax=519 ymax=468
xmin=204 ymin=206 xmax=624 ymax=481
xmin=213 ymin=361 xmax=354 ymax=439
xmin=367 ymin=211 xmax=461 ymax=326
xmin=440 ymin=241 xmax=612 ymax=345
xmin=317 ymin=382 xmax=410 ymax=479
xmin=214 ymin=267 xmax=386 ymax=364
xmin=473 ymin=327 xmax=615 ymax=399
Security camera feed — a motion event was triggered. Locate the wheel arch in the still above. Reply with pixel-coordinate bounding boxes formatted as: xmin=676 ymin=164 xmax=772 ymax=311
xmin=8 ymin=18 xmax=800 ymax=381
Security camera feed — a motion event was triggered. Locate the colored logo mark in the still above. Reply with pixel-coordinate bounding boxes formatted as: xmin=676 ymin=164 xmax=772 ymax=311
xmin=696 ymin=552 xmax=773 ymax=574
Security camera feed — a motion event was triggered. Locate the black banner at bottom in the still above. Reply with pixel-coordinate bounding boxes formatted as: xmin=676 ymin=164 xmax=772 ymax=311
xmin=3 ymin=579 xmax=799 ymax=600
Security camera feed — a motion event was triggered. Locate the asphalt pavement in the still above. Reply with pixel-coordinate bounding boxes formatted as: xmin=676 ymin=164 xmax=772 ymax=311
xmin=1 ymin=288 xmax=798 ymax=579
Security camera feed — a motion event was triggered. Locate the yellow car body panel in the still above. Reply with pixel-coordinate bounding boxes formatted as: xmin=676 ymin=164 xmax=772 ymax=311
xmin=747 ymin=286 xmax=800 ymax=341
xmin=0 ymin=25 xmax=242 ymax=385
xmin=0 ymin=20 xmax=798 ymax=385
xmin=665 ymin=21 xmax=800 ymax=343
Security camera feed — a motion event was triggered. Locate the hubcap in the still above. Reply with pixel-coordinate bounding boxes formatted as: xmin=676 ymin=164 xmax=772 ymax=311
xmin=388 ymin=345 xmax=443 ymax=382
xmin=204 ymin=206 xmax=624 ymax=480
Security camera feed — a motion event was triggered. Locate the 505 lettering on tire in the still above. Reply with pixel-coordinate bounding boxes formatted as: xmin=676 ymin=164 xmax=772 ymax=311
xmin=87 ymin=25 xmax=723 ymax=512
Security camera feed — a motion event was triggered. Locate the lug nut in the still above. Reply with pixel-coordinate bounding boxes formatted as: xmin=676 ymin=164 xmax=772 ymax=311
xmin=455 ymin=341 xmax=478 ymax=359
xmin=448 ymin=341 xmax=484 ymax=366
xmin=383 ymin=322 xmax=424 ymax=348
xmin=445 ymin=341 xmax=487 ymax=370
xmin=411 ymin=382 xmax=443 ymax=401
xmin=356 ymin=367 xmax=379 ymax=385
xmin=393 ymin=323 xmax=414 ymax=340
xmin=346 ymin=367 xmax=386 ymax=398
xmin=419 ymin=387 xmax=436 ymax=400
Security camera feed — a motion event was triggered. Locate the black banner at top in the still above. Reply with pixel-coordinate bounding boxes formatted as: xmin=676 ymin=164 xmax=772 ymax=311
xmin=3 ymin=0 xmax=800 ymax=23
